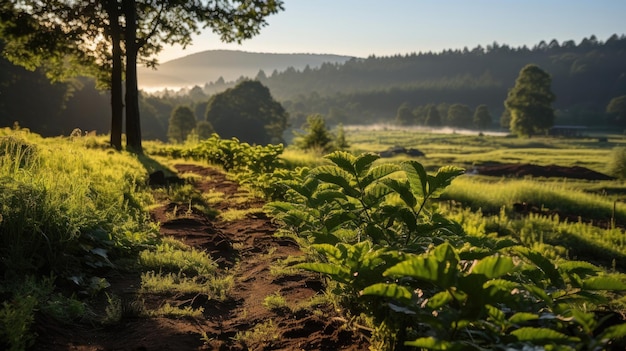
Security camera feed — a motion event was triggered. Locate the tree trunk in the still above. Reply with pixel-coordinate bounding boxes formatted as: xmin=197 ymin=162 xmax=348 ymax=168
xmin=106 ymin=0 xmax=123 ymax=150
xmin=123 ymin=0 xmax=142 ymax=153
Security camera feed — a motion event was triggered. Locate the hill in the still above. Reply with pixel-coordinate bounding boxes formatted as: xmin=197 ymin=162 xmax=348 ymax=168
xmin=138 ymin=50 xmax=355 ymax=90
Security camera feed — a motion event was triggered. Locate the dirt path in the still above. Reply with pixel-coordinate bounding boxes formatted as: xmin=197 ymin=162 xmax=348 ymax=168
xmin=34 ymin=164 xmax=369 ymax=351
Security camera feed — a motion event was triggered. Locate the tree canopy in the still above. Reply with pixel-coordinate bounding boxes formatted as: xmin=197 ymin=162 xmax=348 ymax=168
xmin=205 ymin=80 xmax=288 ymax=145
xmin=607 ymin=95 xmax=626 ymax=125
xmin=0 ymin=0 xmax=284 ymax=152
xmin=167 ymin=105 xmax=196 ymax=143
xmin=504 ymin=64 xmax=556 ymax=137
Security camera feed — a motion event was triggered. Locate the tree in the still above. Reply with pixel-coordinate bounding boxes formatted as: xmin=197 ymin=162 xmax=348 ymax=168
xmin=205 ymin=80 xmax=288 ymax=145
xmin=0 ymin=0 xmax=284 ymax=153
xmin=473 ymin=105 xmax=492 ymax=130
xmin=294 ymin=114 xmax=334 ymax=153
xmin=195 ymin=121 xmax=215 ymax=140
xmin=607 ymin=95 xmax=626 ymax=125
xmin=395 ymin=102 xmax=414 ymax=125
xmin=334 ymin=123 xmax=349 ymax=151
xmin=425 ymin=104 xmax=442 ymax=126
xmin=504 ymin=64 xmax=555 ymax=137
xmin=446 ymin=103 xmax=472 ymax=128
xmin=167 ymin=105 xmax=196 ymax=143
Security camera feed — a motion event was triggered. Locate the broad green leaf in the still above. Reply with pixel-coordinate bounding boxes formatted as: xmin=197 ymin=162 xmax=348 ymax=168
xmin=427 ymin=291 xmax=452 ymax=309
xmin=360 ymin=283 xmax=412 ymax=301
xmin=295 ymin=262 xmax=350 ymax=283
xmin=515 ymin=247 xmax=564 ymax=288
xmin=523 ymin=283 xmax=553 ymax=305
xmin=558 ymin=261 xmax=600 ymax=278
xmin=385 ymin=243 xmax=458 ymax=288
xmin=582 ymin=276 xmax=626 ymax=290
xmin=486 ymin=304 xmax=505 ymax=323
xmin=354 ymin=152 xmax=380 ymax=176
xmin=363 ymin=182 xmax=394 ymax=207
xmin=325 ymin=151 xmax=357 ymax=175
xmin=311 ymin=189 xmax=347 ymax=205
xmin=310 ymin=244 xmax=343 ymax=260
xmin=471 ymin=255 xmax=516 ymax=279
xmin=401 ymin=161 xmax=428 ymax=197
xmin=313 ymin=165 xmax=359 ymax=197
xmin=380 ymin=177 xmax=417 ymax=208
xmin=362 ymin=163 xmax=401 ymax=188
xmin=511 ymin=327 xmax=574 ymax=343
xmin=430 ymin=166 xmax=464 ymax=195
xmin=508 ymin=312 xmax=539 ymax=324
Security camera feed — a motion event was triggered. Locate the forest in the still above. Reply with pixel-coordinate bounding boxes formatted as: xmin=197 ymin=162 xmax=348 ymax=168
xmin=1 ymin=34 xmax=626 ymax=142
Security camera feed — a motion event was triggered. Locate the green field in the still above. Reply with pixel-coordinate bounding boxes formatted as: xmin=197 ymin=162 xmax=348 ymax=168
xmin=3 ymin=127 xmax=626 ymax=350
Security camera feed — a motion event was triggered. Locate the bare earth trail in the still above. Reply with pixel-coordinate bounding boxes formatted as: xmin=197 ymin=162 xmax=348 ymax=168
xmin=34 ymin=164 xmax=369 ymax=351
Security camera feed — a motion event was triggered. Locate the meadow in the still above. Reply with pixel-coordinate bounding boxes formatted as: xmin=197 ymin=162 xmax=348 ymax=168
xmin=2 ymin=126 xmax=626 ymax=350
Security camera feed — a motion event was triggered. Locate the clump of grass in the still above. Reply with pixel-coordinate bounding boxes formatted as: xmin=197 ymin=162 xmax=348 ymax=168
xmin=262 ymin=292 xmax=289 ymax=312
xmin=140 ymin=272 xmax=233 ymax=300
xmin=232 ymin=320 xmax=280 ymax=347
xmin=139 ymin=240 xmax=217 ymax=275
xmin=220 ymin=208 xmax=264 ymax=221
xmin=149 ymin=303 xmax=204 ymax=318
xmin=609 ymin=146 xmax=626 ymax=179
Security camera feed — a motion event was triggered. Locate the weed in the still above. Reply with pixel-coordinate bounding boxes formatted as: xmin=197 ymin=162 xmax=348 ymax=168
xmin=149 ymin=303 xmax=204 ymax=318
xmin=262 ymin=292 xmax=289 ymax=312
xmin=232 ymin=320 xmax=280 ymax=347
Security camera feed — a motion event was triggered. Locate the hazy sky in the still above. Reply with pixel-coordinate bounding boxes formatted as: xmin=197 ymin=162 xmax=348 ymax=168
xmin=157 ymin=0 xmax=626 ymax=62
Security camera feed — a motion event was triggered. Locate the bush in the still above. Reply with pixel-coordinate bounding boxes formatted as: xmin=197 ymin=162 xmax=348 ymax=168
xmin=609 ymin=146 xmax=626 ymax=179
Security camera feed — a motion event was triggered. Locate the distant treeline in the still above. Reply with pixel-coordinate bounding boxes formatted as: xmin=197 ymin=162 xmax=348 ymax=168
xmin=1 ymin=34 xmax=625 ymax=140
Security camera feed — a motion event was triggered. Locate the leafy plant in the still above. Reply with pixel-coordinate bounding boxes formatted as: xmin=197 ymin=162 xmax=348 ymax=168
xmin=266 ymin=151 xmax=626 ymax=350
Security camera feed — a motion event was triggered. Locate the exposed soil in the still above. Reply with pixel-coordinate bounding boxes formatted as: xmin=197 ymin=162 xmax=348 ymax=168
xmin=33 ymin=164 xmax=369 ymax=351
xmin=474 ymin=163 xmax=614 ymax=180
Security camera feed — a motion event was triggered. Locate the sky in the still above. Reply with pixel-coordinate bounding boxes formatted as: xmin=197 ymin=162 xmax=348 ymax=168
xmin=157 ymin=0 xmax=626 ymax=63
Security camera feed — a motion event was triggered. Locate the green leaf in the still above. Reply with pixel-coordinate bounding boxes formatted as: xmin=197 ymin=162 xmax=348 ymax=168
xmin=310 ymin=244 xmax=343 ymax=260
xmin=431 ymin=166 xmax=464 ymax=195
xmin=313 ymin=165 xmax=359 ymax=197
xmin=401 ymin=161 xmax=428 ymax=197
xmin=515 ymin=247 xmax=564 ymax=288
xmin=362 ymin=163 xmax=400 ymax=188
xmin=598 ymin=323 xmax=626 ymax=342
xmin=511 ymin=327 xmax=574 ymax=344
xmin=295 ymin=262 xmax=350 ymax=283
xmin=380 ymin=178 xmax=416 ymax=208
xmin=508 ymin=312 xmax=539 ymax=324
xmin=354 ymin=152 xmax=380 ymax=176
xmin=427 ymin=291 xmax=453 ymax=309
xmin=385 ymin=243 xmax=458 ymax=288
xmin=360 ymin=283 xmax=412 ymax=301
xmin=582 ymin=276 xmax=626 ymax=290
xmin=325 ymin=151 xmax=357 ymax=175
xmin=471 ymin=255 xmax=516 ymax=279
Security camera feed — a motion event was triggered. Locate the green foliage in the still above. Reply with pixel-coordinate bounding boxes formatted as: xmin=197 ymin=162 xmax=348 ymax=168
xmin=473 ymin=104 xmax=492 ymax=130
xmin=167 ymin=105 xmax=197 ymax=143
xmin=293 ymin=114 xmax=335 ymax=153
xmin=609 ymin=146 xmax=626 ymax=179
xmin=266 ymin=150 xmax=626 ymax=350
xmin=505 ymin=64 xmax=556 ymax=137
xmin=205 ymin=80 xmax=288 ymax=145
xmin=607 ymin=95 xmax=626 ymax=125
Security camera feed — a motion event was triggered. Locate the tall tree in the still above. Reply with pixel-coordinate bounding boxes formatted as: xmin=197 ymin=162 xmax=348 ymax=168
xmin=395 ymin=102 xmax=414 ymax=125
xmin=167 ymin=105 xmax=196 ymax=143
xmin=607 ymin=95 xmax=626 ymax=125
xmin=447 ymin=103 xmax=472 ymax=128
xmin=504 ymin=64 xmax=555 ymax=137
xmin=473 ymin=104 xmax=492 ymax=130
xmin=294 ymin=114 xmax=334 ymax=153
xmin=205 ymin=80 xmax=288 ymax=144
xmin=0 ymin=0 xmax=284 ymax=153
xmin=425 ymin=104 xmax=441 ymax=127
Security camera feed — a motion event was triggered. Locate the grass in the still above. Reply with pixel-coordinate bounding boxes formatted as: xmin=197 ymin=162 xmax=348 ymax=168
xmin=139 ymin=240 xmax=217 ymax=275
xmin=140 ymin=272 xmax=233 ymax=300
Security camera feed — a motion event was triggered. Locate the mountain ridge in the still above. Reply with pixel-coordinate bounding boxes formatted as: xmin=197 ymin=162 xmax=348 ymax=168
xmin=138 ymin=49 xmax=355 ymax=90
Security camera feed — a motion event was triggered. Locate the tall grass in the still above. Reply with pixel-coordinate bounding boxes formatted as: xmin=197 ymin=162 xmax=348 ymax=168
xmin=442 ymin=175 xmax=626 ymax=222
xmin=0 ymin=128 xmax=156 ymax=275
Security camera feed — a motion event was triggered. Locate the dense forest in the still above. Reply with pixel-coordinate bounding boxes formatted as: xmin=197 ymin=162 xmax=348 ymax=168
xmin=1 ymin=34 xmax=625 ymax=141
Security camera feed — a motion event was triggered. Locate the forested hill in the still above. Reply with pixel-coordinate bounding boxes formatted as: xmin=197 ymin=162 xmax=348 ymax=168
xmin=138 ymin=50 xmax=355 ymax=90
xmin=2 ymin=34 xmax=626 ymax=140
xmin=254 ymin=34 xmax=626 ymax=126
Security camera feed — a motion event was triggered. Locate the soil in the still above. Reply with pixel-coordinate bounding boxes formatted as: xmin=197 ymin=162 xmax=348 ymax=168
xmin=33 ymin=164 xmax=370 ymax=351
xmin=474 ymin=163 xmax=614 ymax=180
